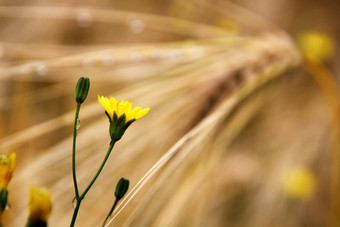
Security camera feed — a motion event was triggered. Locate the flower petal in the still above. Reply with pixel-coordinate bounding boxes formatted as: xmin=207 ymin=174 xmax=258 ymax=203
xmin=98 ymin=96 xmax=149 ymax=123
xmin=135 ymin=107 xmax=150 ymax=119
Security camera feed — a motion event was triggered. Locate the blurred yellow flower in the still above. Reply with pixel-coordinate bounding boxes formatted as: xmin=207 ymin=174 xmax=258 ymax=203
xmin=98 ymin=95 xmax=150 ymax=123
xmin=28 ymin=186 xmax=52 ymax=223
xmin=0 ymin=153 xmax=16 ymax=189
xmin=297 ymin=31 xmax=335 ymax=62
xmin=281 ymin=167 xmax=316 ymax=200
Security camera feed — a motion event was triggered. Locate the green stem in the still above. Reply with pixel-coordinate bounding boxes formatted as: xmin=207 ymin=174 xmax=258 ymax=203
xmin=102 ymin=199 xmax=119 ymax=227
xmin=70 ymin=199 xmax=82 ymax=227
xmin=72 ymin=103 xmax=81 ymax=199
xmin=80 ymin=141 xmax=116 ymax=200
xmin=70 ymin=141 xmax=116 ymax=227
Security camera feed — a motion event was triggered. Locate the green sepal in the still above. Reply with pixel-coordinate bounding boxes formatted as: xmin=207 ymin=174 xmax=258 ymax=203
xmin=0 ymin=188 xmax=8 ymax=213
xmin=105 ymin=111 xmax=111 ymax=122
xmin=109 ymin=114 xmax=135 ymax=141
xmin=113 ymin=112 xmax=118 ymax=122
xmin=109 ymin=114 xmax=125 ymax=141
xmin=116 ymin=114 xmax=126 ymax=127
xmin=123 ymin=119 xmax=135 ymax=130
xmin=26 ymin=218 xmax=47 ymax=227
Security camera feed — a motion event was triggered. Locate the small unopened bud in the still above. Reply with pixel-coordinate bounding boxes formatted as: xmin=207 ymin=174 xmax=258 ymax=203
xmin=103 ymin=178 xmax=130 ymax=226
xmin=115 ymin=178 xmax=129 ymax=200
xmin=75 ymin=77 xmax=90 ymax=104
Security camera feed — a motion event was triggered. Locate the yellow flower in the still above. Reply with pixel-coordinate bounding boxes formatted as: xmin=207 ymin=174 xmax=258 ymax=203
xmin=98 ymin=95 xmax=150 ymax=122
xmin=0 ymin=153 xmax=16 ymax=189
xmin=281 ymin=167 xmax=316 ymax=200
xmin=28 ymin=186 xmax=52 ymax=223
xmin=297 ymin=31 xmax=335 ymax=62
xmin=98 ymin=95 xmax=150 ymax=141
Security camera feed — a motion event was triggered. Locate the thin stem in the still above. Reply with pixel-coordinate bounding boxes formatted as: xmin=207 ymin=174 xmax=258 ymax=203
xmin=80 ymin=140 xmax=116 ymax=200
xmin=102 ymin=199 xmax=119 ymax=227
xmin=70 ymin=141 xmax=116 ymax=226
xmin=70 ymin=199 xmax=82 ymax=227
xmin=72 ymin=103 xmax=81 ymax=199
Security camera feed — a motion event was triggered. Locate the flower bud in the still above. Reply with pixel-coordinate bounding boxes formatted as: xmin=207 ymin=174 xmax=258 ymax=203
xmin=0 ymin=153 xmax=15 ymax=214
xmin=75 ymin=77 xmax=90 ymax=104
xmin=115 ymin=178 xmax=129 ymax=200
xmin=0 ymin=153 xmax=16 ymax=189
xmin=27 ymin=186 xmax=52 ymax=227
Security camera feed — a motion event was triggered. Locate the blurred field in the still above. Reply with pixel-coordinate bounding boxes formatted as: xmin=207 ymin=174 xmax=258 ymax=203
xmin=0 ymin=0 xmax=339 ymax=227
